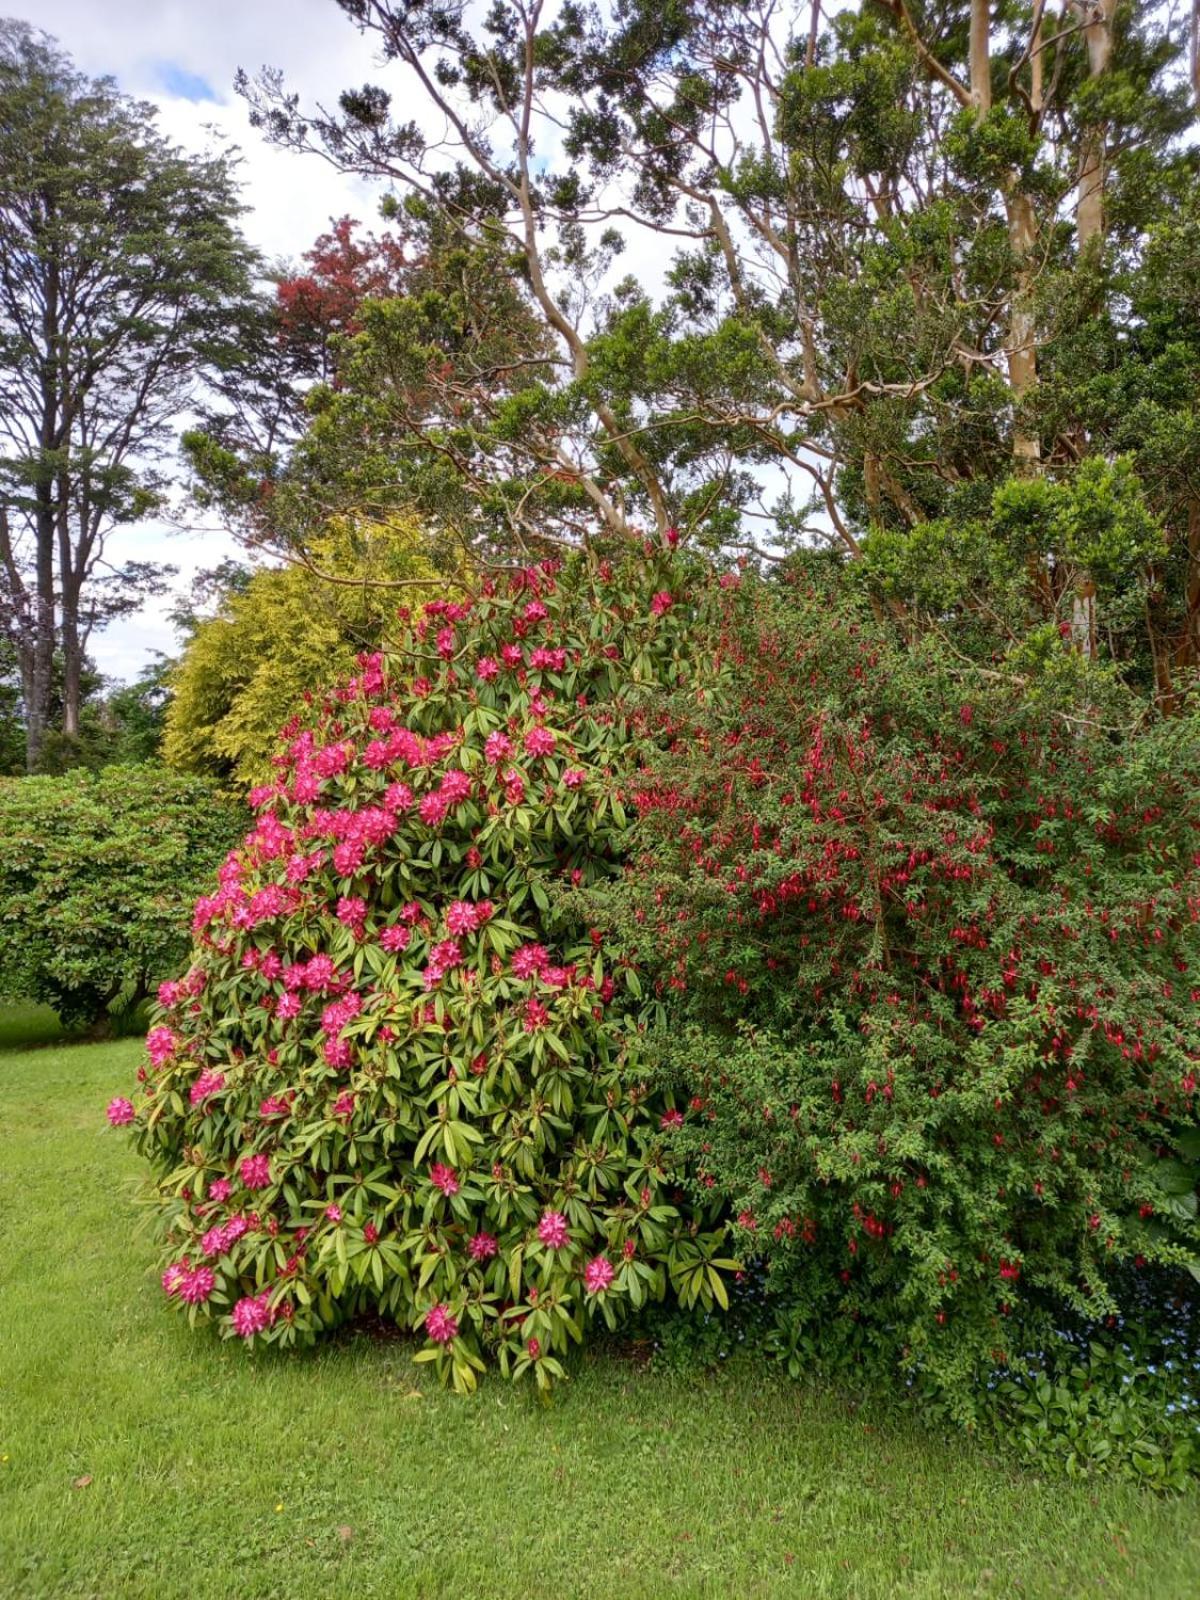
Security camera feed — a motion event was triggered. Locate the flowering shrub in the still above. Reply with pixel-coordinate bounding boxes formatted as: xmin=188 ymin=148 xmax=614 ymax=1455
xmin=114 ymin=541 xmax=732 ymax=1390
xmin=608 ymin=566 xmax=1200 ymax=1407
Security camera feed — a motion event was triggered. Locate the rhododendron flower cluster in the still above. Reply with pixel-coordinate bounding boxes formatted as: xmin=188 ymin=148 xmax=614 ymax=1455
xmin=113 ymin=543 xmax=730 ymax=1392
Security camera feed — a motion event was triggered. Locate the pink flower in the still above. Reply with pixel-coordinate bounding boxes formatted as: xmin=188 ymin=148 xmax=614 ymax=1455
xmin=468 ymin=1232 xmax=498 ymax=1261
xmin=500 ymin=642 xmax=523 ymax=668
xmin=209 ymin=1178 xmax=232 ymax=1202
xmin=446 ymin=900 xmax=479 ymax=936
xmin=524 ymin=997 xmax=549 ymax=1031
xmin=419 ymin=791 xmax=449 ymax=827
xmin=530 ymin=647 xmax=566 ymax=672
xmin=439 ymin=769 xmax=472 ymax=805
xmin=524 ymin=726 xmax=557 ymax=757
xmin=425 ymin=938 xmax=463 ymax=984
xmin=189 ymin=1069 xmax=226 ymax=1106
xmin=324 ymin=1037 xmax=353 ymax=1069
xmin=336 ymin=896 xmax=368 ymax=929
xmin=161 ymin=1262 xmax=189 ymax=1296
xmin=484 ymin=731 xmax=513 ymax=765
xmin=538 ymin=1211 xmax=570 ymax=1250
xmin=179 ymin=1265 xmax=216 ymax=1305
xmin=425 ymin=1303 xmax=459 ymax=1345
xmin=512 ymin=943 xmax=550 ymax=980
xmin=240 ymin=1153 xmax=272 ymax=1190
xmin=232 ymin=1294 xmax=272 ymax=1338
xmin=476 ymin=656 xmax=499 ymax=681
xmin=146 ymin=1025 xmax=177 ymax=1068
xmin=276 ymin=992 xmax=302 ymax=1020
xmin=562 ymin=768 xmax=586 ymax=789
xmin=660 ymin=1109 xmax=684 ymax=1130
xmin=326 ymin=1204 xmax=343 ymax=1223
xmin=650 ymin=590 xmax=674 ymax=617
xmin=584 ymin=1256 xmax=615 ymax=1294
xmin=302 ymin=953 xmax=337 ymax=992
xmin=332 ymin=1092 xmax=355 ymax=1119
xmin=106 ymin=1096 xmax=135 ymax=1126
xmin=380 ymin=924 xmax=411 ymax=953
xmin=202 ymin=1218 xmax=249 ymax=1258
xmin=430 ymin=1163 xmax=460 ymax=1196
xmin=332 ymin=839 xmax=365 ymax=875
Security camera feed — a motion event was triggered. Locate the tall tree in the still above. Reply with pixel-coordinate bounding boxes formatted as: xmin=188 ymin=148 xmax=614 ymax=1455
xmin=186 ymin=210 xmax=556 ymax=563
xmin=0 ymin=21 xmax=257 ymax=769
xmin=239 ymin=0 xmax=1198 ymax=696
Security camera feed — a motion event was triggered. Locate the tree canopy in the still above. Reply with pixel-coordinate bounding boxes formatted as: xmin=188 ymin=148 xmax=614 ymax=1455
xmin=233 ymin=0 xmax=1198 ymax=705
xmin=0 ymin=20 xmax=257 ymax=769
xmin=162 ymin=513 xmax=442 ymax=786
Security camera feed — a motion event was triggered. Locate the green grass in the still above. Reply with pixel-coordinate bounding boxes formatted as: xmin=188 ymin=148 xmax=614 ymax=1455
xmin=2 ymin=1040 xmax=1199 ymax=1600
xmin=0 ymin=1002 xmax=66 ymax=1050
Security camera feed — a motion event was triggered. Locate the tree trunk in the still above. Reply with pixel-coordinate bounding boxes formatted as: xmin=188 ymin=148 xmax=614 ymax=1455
xmin=969 ymin=0 xmax=992 ymax=111
xmin=27 ymin=251 xmax=62 ymax=771
xmin=971 ymin=4 xmax=1040 ymax=478
xmin=1069 ymin=0 xmax=1116 ymax=657
xmin=1004 ymin=190 xmax=1041 ymax=476
xmin=26 ymin=490 xmax=56 ymax=771
xmin=1077 ymin=0 xmax=1116 ymax=254
xmin=57 ymin=490 xmax=81 ymax=741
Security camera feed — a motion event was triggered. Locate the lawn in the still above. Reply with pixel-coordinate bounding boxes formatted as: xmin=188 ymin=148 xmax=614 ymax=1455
xmin=2 ymin=1035 xmax=1200 ymax=1600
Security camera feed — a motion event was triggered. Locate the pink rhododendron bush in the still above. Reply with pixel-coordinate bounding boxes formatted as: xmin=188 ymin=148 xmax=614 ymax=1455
xmin=111 ymin=540 xmax=733 ymax=1391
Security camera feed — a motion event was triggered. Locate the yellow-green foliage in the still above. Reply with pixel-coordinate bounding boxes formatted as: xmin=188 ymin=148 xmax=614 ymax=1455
xmin=163 ymin=514 xmax=442 ymax=785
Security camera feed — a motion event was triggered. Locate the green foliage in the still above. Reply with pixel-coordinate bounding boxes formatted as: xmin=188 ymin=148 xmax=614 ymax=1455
xmin=162 ymin=516 xmax=439 ymax=786
xmin=235 ymin=0 xmax=1200 ymax=697
xmin=603 ymin=568 xmax=1200 ymax=1418
xmin=988 ymin=1326 xmax=1199 ymax=1491
xmin=0 ymin=766 xmax=242 ymax=1030
xmin=859 ymin=460 xmax=1167 ymax=680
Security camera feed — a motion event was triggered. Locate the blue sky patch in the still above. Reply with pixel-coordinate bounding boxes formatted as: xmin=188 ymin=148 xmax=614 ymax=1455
xmin=155 ymin=63 xmax=219 ymax=103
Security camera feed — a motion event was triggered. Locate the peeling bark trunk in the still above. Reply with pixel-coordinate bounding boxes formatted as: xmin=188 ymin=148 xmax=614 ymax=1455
xmin=1004 ymin=191 xmax=1041 ymax=477
xmin=970 ymin=0 xmax=992 ymax=111
xmin=1076 ymin=0 xmax=1116 ymax=254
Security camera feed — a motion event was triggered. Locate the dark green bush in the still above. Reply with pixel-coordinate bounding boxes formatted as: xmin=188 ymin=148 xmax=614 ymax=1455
xmin=0 ymin=765 xmax=242 ymax=1031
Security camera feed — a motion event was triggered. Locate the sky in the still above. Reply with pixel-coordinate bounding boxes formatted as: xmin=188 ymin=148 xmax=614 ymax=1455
xmin=24 ymin=0 xmax=388 ymax=681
